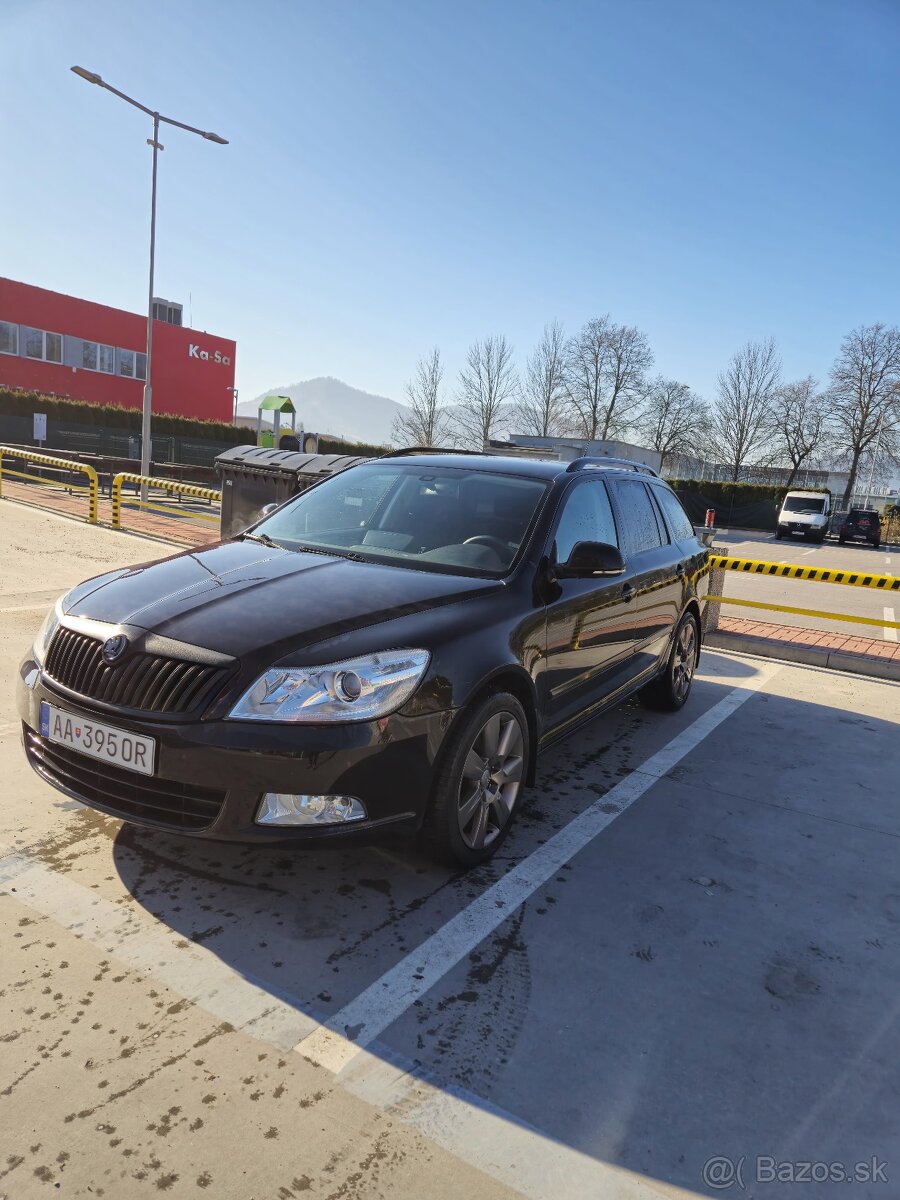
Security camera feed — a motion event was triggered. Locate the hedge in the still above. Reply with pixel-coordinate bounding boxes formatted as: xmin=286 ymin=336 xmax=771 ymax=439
xmin=0 ymin=386 xmax=386 ymax=459
xmin=665 ymin=478 xmax=830 ymax=531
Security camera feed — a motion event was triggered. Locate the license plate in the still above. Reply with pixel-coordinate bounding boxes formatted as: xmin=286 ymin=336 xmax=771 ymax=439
xmin=40 ymin=702 xmax=156 ymax=776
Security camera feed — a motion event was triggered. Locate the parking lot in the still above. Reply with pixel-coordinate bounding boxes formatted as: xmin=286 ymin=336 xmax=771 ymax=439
xmin=713 ymin=530 xmax=897 ymax=641
xmin=3 ymin=505 xmax=900 ymax=1199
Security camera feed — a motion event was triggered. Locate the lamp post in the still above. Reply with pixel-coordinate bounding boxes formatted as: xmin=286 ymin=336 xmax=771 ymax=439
xmin=226 ymin=386 xmax=239 ymax=423
xmin=70 ymin=67 xmax=227 ymax=497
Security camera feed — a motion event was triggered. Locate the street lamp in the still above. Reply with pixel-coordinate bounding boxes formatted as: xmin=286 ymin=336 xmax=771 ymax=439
xmin=70 ymin=66 xmax=227 ymax=495
xmin=226 ymin=386 xmax=239 ymax=423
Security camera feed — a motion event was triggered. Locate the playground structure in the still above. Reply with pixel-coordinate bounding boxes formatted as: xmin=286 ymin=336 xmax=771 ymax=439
xmin=255 ymin=395 xmax=319 ymax=454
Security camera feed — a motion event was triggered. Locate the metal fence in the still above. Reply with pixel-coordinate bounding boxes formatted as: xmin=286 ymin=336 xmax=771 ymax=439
xmin=0 ymin=413 xmax=238 ymax=468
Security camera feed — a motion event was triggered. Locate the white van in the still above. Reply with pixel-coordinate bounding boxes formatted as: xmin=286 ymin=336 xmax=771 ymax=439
xmin=775 ymin=490 xmax=830 ymax=543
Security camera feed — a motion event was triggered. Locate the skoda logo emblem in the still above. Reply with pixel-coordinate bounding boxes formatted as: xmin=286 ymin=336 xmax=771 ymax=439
xmin=102 ymin=635 xmax=128 ymax=665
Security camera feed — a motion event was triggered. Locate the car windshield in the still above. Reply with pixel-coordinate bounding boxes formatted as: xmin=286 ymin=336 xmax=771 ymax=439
xmin=782 ymin=496 xmax=827 ymax=513
xmin=252 ymin=463 xmax=549 ymax=577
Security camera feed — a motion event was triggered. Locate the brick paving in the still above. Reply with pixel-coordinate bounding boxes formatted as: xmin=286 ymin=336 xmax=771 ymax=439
xmin=0 ymin=478 xmax=216 ymax=548
xmin=718 ymin=614 xmax=900 ymax=664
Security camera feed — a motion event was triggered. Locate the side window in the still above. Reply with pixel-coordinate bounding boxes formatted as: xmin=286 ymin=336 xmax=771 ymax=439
xmin=554 ymin=481 xmax=618 ymax=563
xmin=614 ymin=480 xmax=666 ymax=557
xmin=653 ymin=485 xmax=695 ymax=541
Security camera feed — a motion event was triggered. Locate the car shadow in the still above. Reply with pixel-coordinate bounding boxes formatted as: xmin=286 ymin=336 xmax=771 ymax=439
xmin=109 ymin=655 xmax=900 ymax=1197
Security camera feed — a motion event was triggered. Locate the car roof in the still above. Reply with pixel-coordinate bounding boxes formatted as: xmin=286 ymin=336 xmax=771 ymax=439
xmin=377 ymin=451 xmax=663 ymax=482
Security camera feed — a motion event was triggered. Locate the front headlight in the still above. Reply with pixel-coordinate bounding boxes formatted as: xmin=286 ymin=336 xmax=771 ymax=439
xmin=227 ymin=649 xmax=430 ymax=723
xmin=33 ymin=601 xmax=63 ymax=665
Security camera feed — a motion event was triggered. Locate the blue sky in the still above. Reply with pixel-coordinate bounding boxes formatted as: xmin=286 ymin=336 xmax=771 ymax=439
xmin=2 ymin=0 xmax=898 ymax=408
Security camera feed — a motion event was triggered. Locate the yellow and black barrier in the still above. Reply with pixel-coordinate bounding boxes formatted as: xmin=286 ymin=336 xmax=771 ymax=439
xmin=709 ymin=554 xmax=900 ymax=593
xmin=0 ymin=445 xmax=99 ymax=524
xmin=705 ymin=595 xmax=900 ymax=631
xmin=111 ymin=472 xmax=221 ymax=530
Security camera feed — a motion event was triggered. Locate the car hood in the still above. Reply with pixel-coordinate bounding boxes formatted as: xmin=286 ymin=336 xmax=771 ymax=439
xmin=63 ymin=540 xmax=502 ymax=659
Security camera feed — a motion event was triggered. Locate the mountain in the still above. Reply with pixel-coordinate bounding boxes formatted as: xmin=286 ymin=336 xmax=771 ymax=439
xmin=237 ymin=377 xmax=407 ymax=446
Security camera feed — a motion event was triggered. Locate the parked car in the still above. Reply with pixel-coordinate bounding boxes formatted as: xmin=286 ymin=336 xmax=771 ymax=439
xmin=775 ymin=490 xmax=830 ymax=542
xmin=839 ymin=508 xmax=882 ymax=548
xmin=18 ymin=452 xmax=709 ymax=867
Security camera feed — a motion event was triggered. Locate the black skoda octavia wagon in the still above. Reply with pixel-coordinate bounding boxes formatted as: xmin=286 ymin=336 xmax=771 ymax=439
xmin=18 ymin=451 xmax=709 ymax=866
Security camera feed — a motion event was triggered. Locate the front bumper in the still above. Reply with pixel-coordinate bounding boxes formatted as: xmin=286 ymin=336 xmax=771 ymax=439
xmin=17 ymin=655 xmax=455 ymax=842
xmin=779 ymin=522 xmax=824 ymax=536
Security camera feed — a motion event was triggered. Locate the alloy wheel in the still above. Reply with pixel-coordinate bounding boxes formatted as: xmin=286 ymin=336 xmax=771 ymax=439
xmin=672 ymin=619 xmax=697 ymax=703
xmin=457 ymin=711 xmax=525 ymax=850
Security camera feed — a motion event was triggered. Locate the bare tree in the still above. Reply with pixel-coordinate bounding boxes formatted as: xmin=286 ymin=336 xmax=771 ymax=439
xmin=636 ymin=377 xmax=709 ymax=473
xmin=454 ymin=335 xmax=518 ymax=449
xmin=771 ymin=376 xmax=826 ymax=488
xmin=565 ymin=316 xmax=652 ymax=441
xmin=392 ymin=347 xmax=453 ymax=447
xmin=514 ymin=321 xmax=569 ymax=437
xmin=711 ymin=338 xmax=781 ymax=480
xmin=826 ymin=324 xmax=900 ymax=506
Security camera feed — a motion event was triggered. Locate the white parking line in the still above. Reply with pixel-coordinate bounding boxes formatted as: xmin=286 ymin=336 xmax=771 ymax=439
xmin=295 ymin=661 xmax=782 ymax=1075
xmin=885 ymin=608 xmax=897 ymax=643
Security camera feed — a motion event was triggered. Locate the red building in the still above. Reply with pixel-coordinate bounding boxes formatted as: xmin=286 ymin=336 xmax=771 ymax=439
xmin=0 ymin=278 xmax=236 ymax=423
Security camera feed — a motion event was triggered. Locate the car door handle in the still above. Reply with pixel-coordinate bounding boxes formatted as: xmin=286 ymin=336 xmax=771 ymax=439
xmin=621 ymin=583 xmax=636 ymax=602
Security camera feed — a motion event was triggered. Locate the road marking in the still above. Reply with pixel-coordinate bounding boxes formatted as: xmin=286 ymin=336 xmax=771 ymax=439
xmin=295 ymin=661 xmax=782 ymax=1075
xmin=886 ymin=608 xmax=898 ymax=643
xmin=338 ymin=1045 xmax=683 ymax=1200
xmin=0 ymin=604 xmax=54 ymax=614
xmin=0 ymin=851 xmax=319 ymax=1049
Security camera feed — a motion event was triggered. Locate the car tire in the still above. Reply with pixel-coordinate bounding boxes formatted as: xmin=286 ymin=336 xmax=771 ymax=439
xmin=640 ymin=612 xmax=700 ymax=713
xmin=421 ymin=691 xmax=529 ymax=868
xmin=775 ymin=528 xmax=783 ymax=539
xmin=839 ymin=535 xmax=846 ymax=545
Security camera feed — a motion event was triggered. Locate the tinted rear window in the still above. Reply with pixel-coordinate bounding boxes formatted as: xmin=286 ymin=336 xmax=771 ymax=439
xmin=613 ymin=479 xmax=667 ymax=556
xmin=653 ymin=486 xmax=696 ymax=541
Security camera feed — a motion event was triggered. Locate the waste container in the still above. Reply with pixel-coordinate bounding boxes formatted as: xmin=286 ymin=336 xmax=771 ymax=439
xmin=214 ymin=445 xmax=370 ymax=538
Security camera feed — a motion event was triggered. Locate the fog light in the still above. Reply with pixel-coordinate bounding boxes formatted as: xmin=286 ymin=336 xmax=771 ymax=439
xmin=256 ymin=793 xmax=367 ymax=827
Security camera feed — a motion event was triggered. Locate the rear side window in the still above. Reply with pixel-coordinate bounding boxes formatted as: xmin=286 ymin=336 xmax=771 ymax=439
xmin=554 ymin=480 xmax=618 ymax=563
xmin=653 ymin=486 xmax=695 ymax=541
xmin=614 ymin=479 xmax=666 ymax=557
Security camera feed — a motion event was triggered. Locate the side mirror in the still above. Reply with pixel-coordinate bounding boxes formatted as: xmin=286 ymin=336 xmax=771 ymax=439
xmin=558 ymin=540 xmax=626 ymax=578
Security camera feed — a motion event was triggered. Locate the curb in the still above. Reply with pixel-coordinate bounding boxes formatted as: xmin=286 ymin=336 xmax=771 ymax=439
xmin=705 ymin=630 xmax=900 ymax=683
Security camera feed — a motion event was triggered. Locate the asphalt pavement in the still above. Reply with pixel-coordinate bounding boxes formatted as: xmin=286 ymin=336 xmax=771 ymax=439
xmin=2 ymin=507 xmax=900 ymax=1199
xmin=712 ymin=530 xmax=897 ymax=641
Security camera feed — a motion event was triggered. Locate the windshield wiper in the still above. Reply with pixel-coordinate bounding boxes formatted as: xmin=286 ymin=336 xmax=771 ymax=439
xmin=295 ymin=543 xmax=367 ymax=562
xmin=239 ymin=531 xmax=281 ymax=548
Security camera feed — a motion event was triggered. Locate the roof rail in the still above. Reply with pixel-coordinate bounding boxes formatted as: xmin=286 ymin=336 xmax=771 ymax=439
xmin=379 ymin=446 xmax=485 ymax=458
xmin=565 ymin=456 xmax=659 ymax=477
